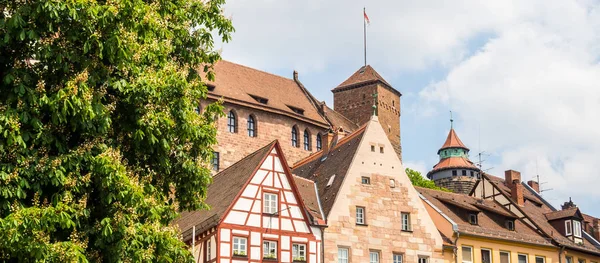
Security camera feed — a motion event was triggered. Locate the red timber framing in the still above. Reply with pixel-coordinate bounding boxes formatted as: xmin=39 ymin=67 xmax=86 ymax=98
xmin=208 ymin=142 xmax=321 ymax=263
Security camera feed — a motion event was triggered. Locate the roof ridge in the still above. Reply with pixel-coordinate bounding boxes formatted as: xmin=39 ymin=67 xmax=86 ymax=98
xmin=219 ymin=60 xmax=295 ymax=83
xmin=212 ymin=140 xmax=277 ymax=178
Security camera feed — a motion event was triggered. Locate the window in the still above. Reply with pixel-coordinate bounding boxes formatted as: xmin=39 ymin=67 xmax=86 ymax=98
xmin=506 ymin=220 xmax=515 ymax=231
xmin=390 ymin=179 xmax=396 ymax=188
xmin=292 ymin=244 xmax=306 ymax=262
xmin=304 ymin=129 xmax=311 ymax=151
xmin=469 ymin=214 xmax=478 ymax=225
xmin=338 ymin=248 xmax=349 ymax=263
xmin=263 ymin=240 xmax=277 ymax=260
xmin=470 ymin=171 xmax=474 ymax=177
xmin=249 ymin=94 xmax=268 ymax=104
xmin=206 ymin=239 xmax=211 ymax=261
xmin=316 ymin=134 xmax=322 ymax=151
xmin=401 ymin=212 xmax=411 ymax=231
xmin=292 ymin=126 xmax=299 ymax=147
xmin=481 ymin=249 xmax=492 ymax=263
xmin=536 ymin=257 xmax=545 ymax=263
xmin=362 ymin=177 xmax=371 ymax=184
xmin=500 ymin=251 xmax=511 ymax=263
xmin=247 ymin=115 xmax=256 ymax=137
xmin=518 ymin=254 xmax=528 ymax=263
xmin=566 ymin=257 xmax=573 ymax=263
xmin=380 ymin=146 xmax=384 ymax=153
xmin=462 ymin=170 xmax=467 ymax=176
xmin=419 ymin=256 xmax=429 ymax=263
xmin=211 ymin=152 xmax=220 ymax=171
xmin=393 ymin=253 xmax=404 ymax=263
xmin=392 ymin=100 xmax=395 ymax=106
xmin=233 ymin=237 xmax=247 ymax=257
xmin=369 ymin=251 xmax=380 ymax=263
xmin=578 ymin=259 xmax=586 ymax=263
xmin=356 ymin=206 xmax=365 ymax=225
xmin=264 ymin=193 xmax=278 ymax=214
xmin=288 ymin=106 xmax=304 ymax=115
xmin=227 ymin=110 xmax=237 ymax=133
xmin=371 ymin=145 xmax=375 ymax=152
xmin=462 ymin=246 xmax=473 ymax=263
xmin=566 ymin=220 xmax=573 ymax=236
xmin=574 ymin=220 xmax=582 ymax=237
xmin=452 ymin=170 xmax=458 ymax=176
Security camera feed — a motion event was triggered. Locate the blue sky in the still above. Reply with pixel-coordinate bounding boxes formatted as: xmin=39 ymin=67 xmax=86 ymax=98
xmin=215 ymin=0 xmax=600 ymax=217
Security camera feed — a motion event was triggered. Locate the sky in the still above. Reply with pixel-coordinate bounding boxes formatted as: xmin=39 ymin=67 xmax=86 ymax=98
xmin=214 ymin=0 xmax=600 ymax=217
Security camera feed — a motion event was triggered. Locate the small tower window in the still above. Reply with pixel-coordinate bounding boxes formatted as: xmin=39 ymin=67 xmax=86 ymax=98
xmin=371 ymin=145 xmax=375 ymax=152
xmin=361 ymin=177 xmax=371 ymax=184
xmin=316 ymin=134 xmax=322 ymax=151
xmin=380 ymin=146 xmax=384 ymax=153
xmin=462 ymin=170 xmax=467 ymax=176
xmin=452 ymin=170 xmax=457 ymax=176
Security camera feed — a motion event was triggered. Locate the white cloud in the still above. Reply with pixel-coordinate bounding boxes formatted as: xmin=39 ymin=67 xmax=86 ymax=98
xmin=419 ymin=0 xmax=600 ymax=214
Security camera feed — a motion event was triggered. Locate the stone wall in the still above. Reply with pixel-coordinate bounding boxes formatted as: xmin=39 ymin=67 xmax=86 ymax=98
xmin=434 ymin=176 xmax=478 ymax=194
xmin=203 ymin=100 xmax=328 ymax=172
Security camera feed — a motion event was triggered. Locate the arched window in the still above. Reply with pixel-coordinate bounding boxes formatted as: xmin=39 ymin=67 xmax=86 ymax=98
xmin=291 ymin=126 xmax=299 ymax=147
xmin=316 ymin=133 xmax=322 ymax=151
xmin=247 ymin=115 xmax=256 ymax=137
xmin=303 ymin=129 xmax=311 ymax=151
xmin=227 ymin=110 xmax=237 ymax=133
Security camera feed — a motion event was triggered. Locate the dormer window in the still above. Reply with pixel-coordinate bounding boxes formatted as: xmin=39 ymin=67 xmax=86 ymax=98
xmin=249 ymin=94 xmax=268 ymax=104
xmin=573 ymin=220 xmax=582 ymax=237
xmin=206 ymin=84 xmax=215 ymax=92
xmin=469 ymin=214 xmax=478 ymax=225
xmin=565 ymin=220 xmax=573 ymax=235
xmin=506 ymin=220 xmax=515 ymax=231
xmin=287 ymin=105 xmax=304 ymax=115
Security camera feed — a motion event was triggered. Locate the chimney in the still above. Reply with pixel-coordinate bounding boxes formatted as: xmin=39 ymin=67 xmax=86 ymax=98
xmin=336 ymin=127 xmax=345 ymax=140
xmin=321 ymin=131 xmax=335 ymax=154
xmin=505 ymin=170 xmax=521 ymax=188
xmin=593 ymin=218 xmax=600 ymax=241
xmin=505 ymin=170 xmax=524 ymax=206
xmin=527 ymin=180 xmax=540 ymax=193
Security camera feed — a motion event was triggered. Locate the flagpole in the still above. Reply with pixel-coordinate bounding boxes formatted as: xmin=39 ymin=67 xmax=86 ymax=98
xmin=363 ymin=7 xmax=367 ymax=67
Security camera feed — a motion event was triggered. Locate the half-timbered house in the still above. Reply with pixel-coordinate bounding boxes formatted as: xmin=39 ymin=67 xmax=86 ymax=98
xmin=176 ymin=141 xmax=324 ymax=263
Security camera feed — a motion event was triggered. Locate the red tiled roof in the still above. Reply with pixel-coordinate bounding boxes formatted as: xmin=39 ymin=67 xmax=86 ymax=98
xmin=175 ymin=141 xmax=276 ymax=242
xmin=545 ymin=207 xmax=582 ymax=221
xmin=427 ymin=157 xmax=478 ymax=176
xmin=439 ymin=128 xmax=469 ymax=152
xmin=418 ymin=187 xmax=552 ymax=246
xmin=205 ymin=60 xmax=328 ymax=127
xmin=331 ymin=65 xmax=401 ymax=96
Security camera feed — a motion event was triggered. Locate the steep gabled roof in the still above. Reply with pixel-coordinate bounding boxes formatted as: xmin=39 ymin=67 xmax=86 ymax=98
xmin=331 ymin=65 xmax=401 ymax=97
xmin=545 ymin=207 xmax=584 ymax=221
xmin=292 ymin=125 xmax=367 ymax=217
xmin=175 ymin=141 xmax=276 ymax=241
xmin=418 ymin=187 xmax=552 ymax=246
xmin=439 ymin=128 xmax=469 ymax=153
xmin=205 ymin=60 xmax=328 ymax=127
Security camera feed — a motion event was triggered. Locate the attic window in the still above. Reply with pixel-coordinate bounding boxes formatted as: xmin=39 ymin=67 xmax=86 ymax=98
xmin=469 ymin=214 xmax=478 ymax=225
xmin=249 ymin=94 xmax=268 ymax=104
xmin=287 ymin=105 xmax=304 ymax=115
xmin=206 ymin=84 xmax=215 ymax=92
xmin=361 ymin=177 xmax=370 ymax=185
xmin=506 ymin=220 xmax=515 ymax=231
xmin=327 ymin=175 xmax=336 ymax=188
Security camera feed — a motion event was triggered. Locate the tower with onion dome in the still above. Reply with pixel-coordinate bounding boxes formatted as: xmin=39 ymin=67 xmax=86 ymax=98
xmin=427 ymin=120 xmax=480 ymax=194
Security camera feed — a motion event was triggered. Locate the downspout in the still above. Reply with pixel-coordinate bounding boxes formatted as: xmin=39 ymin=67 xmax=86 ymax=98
xmin=558 ymin=245 xmax=566 ymax=263
xmin=454 ymin=232 xmax=460 ymax=263
xmin=321 ymin=227 xmax=325 ymax=263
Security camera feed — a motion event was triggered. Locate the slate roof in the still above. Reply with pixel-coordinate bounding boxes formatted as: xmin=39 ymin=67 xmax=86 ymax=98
xmin=205 ymin=60 xmax=328 ymax=127
xmin=292 ymin=125 xmax=367 ymax=217
xmin=175 ymin=141 xmax=276 ymax=242
xmin=331 ymin=65 xmax=401 ymax=97
xmin=292 ymin=175 xmax=324 ymax=223
xmin=439 ymin=128 xmax=469 ymax=152
xmin=481 ymin=174 xmax=600 ymax=255
xmin=418 ymin=187 xmax=553 ymax=246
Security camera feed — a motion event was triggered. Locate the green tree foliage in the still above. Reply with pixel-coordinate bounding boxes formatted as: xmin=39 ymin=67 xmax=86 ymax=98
xmin=406 ymin=168 xmax=450 ymax=192
xmin=0 ymin=0 xmax=233 ymax=261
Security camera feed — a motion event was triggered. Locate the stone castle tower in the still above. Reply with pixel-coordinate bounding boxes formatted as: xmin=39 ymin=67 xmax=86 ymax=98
xmin=427 ymin=127 xmax=480 ymax=194
xmin=332 ymin=65 xmax=402 ymax=159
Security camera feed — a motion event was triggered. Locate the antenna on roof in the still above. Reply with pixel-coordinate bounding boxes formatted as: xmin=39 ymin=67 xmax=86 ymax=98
xmin=535 ymin=159 xmax=553 ymax=194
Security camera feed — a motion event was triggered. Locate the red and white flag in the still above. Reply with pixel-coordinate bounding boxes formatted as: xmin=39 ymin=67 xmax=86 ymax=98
xmin=364 ymin=9 xmax=370 ymax=26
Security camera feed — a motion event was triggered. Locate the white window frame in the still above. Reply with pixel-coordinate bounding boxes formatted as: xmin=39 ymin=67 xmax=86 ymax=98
xmin=369 ymin=251 xmax=380 ymax=263
xmin=566 ymin=220 xmax=573 ymax=236
xmin=536 ymin=256 xmax=546 ymax=263
xmin=338 ymin=248 xmax=349 ymax=263
xmin=232 ymin=237 xmax=247 ymax=257
xmin=506 ymin=220 xmax=515 ymax=231
xmin=263 ymin=193 xmax=278 ymax=214
xmin=462 ymin=246 xmax=473 ymax=263
xmin=356 ymin=206 xmax=365 ymax=225
xmin=393 ymin=253 xmax=404 ymax=263
xmin=361 ymin=176 xmax=371 ymax=184
xmin=401 ymin=212 xmax=411 ymax=231
xmin=518 ymin=254 xmax=529 ymax=263
xmin=263 ymin=240 xmax=278 ymax=259
xmin=419 ymin=256 xmax=429 ymax=263
xmin=481 ymin=248 xmax=492 ymax=263
xmin=500 ymin=251 xmax=511 ymax=263
xmin=574 ymin=220 xmax=582 ymax=237
xmin=469 ymin=214 xmax=478 ymax=225
xmin=292 ymin=243 xmax=306 ymax=262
